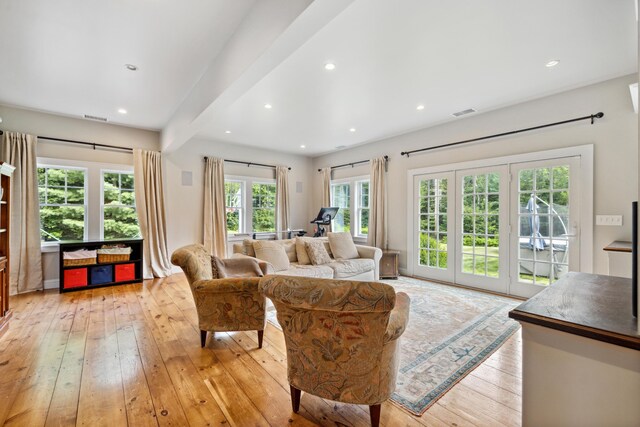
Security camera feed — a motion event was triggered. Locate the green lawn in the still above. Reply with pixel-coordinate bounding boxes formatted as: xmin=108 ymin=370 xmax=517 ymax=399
xmin=461 ymin=246 xmax=552 ymax=284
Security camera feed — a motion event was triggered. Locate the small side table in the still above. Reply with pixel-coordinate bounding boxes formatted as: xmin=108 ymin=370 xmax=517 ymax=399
xmin=379 ymin=250 xmax=400 ymax=279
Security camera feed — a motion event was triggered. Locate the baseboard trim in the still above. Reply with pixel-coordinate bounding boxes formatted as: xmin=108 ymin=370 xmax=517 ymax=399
xmin=44 ymin=279 xmax=59 ymax=290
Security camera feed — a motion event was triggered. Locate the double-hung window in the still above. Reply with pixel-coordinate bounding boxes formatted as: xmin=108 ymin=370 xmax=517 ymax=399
xmin=330 ymin=176 xmax=370 ymax=239
xmin=38 ymin=166 xmax=87 ymax=242
xmin=101 ymin=171 xmax=140 ymax=239
xmin=38 ymin=158 xmax=139 ymax=245
xmin=252 ymin=182 xmax=276 ymax=232
xmin=355 ymin=180 xmax=369 ymax=237
xmin=225 ymin=180 xmax=244 ymax=233
xmin=224 ymin=176 xmax=276 ymax=234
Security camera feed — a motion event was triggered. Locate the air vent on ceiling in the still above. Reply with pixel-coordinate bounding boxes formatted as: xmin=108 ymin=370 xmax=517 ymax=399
xmin=452 ymin=108 xmax=476 ymax=117
xmin=83 ymin=114 xmax=108 ymax=122
xmin=336 ymin=145 xmax=347 ymax=149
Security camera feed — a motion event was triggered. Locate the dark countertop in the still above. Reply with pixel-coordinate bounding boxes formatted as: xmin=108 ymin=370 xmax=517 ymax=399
xmin=509 ymin=272 xmax=639 ymax=350
xmin=603 ymin=240 xmax=633 ymax=253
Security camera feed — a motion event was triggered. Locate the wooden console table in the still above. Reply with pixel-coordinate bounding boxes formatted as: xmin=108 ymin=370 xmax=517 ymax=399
xmin=509 ymin=272 xmax=640 ymax=426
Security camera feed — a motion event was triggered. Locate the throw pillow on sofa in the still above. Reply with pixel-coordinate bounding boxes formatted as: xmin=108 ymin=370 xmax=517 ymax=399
xmin=253 ymin=240 xmax=290 ymax=271
xmin=211 ymin=256 xmax=264 ymax=278
xmin=295 ymin=237 xmax=313 ymax=265
xmin=328 ymin=232 xmax=360 ymax=260
xmin=304 ymin=240 xmax=332 ymax=265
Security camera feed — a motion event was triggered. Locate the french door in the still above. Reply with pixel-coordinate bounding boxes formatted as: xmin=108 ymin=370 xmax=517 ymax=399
xmin=412 ymin=157 xmax=580 ymax=298
xmin=454 ymin=166 xmax=509 ymax=294
xmin=413 ymin=172 xmax=455 ymax=282
xmin=509 ymin=158 xmax=580 ymax=298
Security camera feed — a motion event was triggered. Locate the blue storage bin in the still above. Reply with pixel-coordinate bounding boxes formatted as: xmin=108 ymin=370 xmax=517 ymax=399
xmin=90 ymin=265 xmax=113 ymax=285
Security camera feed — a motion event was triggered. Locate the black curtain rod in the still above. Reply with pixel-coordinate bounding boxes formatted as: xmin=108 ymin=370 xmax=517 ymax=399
xmin=400 ymin=112 xmax=604 ymax=157
xmin=318 ymin=155 xmax=389 ymax=172
xmin=39 ymin=135 xmax=133 ymax=152
xmin=204 ymin=157 xmax=291 ymax=170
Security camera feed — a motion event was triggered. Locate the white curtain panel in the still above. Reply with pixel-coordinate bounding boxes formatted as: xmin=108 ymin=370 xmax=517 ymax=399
xmin=133 ymin=149 xmax=172 ymax=279
xmin=203 ymin=157 xmax=227 ymax=257
xmin=320 ymin=167 xmax=332 ymax=233
xmin=1 ymin=132 xmax=43 ymax=294
xmin=275 ymin=166 xmax=290 ymax=238
xmin=367 ymin=156 xmax=388 ymax=249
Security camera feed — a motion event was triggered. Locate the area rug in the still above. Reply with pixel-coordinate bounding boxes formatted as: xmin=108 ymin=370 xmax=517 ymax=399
xmin=265 ymin=276 xmax=521 ymax=416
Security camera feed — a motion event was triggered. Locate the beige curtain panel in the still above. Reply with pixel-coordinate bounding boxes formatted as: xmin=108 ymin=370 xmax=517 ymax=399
xmin=275 ymin=166 xmax=290 ymax=238
xmin=203 ymin=157 xmax=227 ymax=257
xmin=133 ymin=149 xmax=172 ymax=279
xmin=367 ymin=156 xmax=388 ymax=249
xmin=320 ymin=167 xmax=332 ymax=233
xmin=1 ymin=132 xmax=43 ymax=294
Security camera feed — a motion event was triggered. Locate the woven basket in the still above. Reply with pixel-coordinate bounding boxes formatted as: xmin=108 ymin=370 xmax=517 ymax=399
xmin=98 ymin=253 xmax=130 ymax=264
xmin=63 ymin=257 xmax=96 ymax=267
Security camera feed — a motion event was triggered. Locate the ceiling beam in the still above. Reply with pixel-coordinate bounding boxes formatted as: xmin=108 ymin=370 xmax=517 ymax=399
xmin=161 ymin=0 xmax=355 ymax=153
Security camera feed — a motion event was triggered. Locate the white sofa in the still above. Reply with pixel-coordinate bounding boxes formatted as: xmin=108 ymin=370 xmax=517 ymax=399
xmin=232 ymin=236 xmax=382 ymax=281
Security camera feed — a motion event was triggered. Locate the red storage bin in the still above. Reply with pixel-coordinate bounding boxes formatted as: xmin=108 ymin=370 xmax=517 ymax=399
xmin=115 ymin=263 xmax=136 ymax=282
xmin=64 ymin=268 xmax=87 ymax=289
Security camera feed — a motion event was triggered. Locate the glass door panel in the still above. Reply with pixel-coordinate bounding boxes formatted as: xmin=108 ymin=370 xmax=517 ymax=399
xmin=414 ymin=172 xmax=454 ymax=282
xmin=455 ymin=166 xmax=508 ymax=293
xmin=510 ymin=158 xmax=579 ymax=298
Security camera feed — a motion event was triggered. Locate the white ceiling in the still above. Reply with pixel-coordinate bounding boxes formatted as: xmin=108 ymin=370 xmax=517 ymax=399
xmin=0 ymin=0 xmax=637 ymax=154
xmin=0 ymin=0 xmax=256 ymax=129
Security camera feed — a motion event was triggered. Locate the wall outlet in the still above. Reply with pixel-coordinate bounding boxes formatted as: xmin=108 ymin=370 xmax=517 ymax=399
xmin=595 ymin=215 xmax=623 ymax=226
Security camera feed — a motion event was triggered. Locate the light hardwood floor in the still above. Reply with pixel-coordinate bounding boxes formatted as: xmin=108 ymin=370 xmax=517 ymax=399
xmin=0 ymin=274 xmax=522 ymax=426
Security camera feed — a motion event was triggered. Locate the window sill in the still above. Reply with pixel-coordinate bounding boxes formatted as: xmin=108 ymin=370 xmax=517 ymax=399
xmin=41 ymin=244 xmax=59 ymax=253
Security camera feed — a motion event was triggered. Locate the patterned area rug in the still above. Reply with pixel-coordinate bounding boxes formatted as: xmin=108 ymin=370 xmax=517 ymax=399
xmin=266 ymin=276 xmax=521 ymax=416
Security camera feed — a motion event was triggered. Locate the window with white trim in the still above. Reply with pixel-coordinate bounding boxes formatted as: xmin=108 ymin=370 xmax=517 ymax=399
xmin=330 ymin=176 xmax=370 ymax=238
xmin=101 ymin=171 xmax=140 ymax=240
xmin=38 ymin=158 xmax=138 ymax=246
xmin=225 ymin=180 xmax=244 ymax=234
xmin=38 ymin=166 xmax=87 ymax=242
xmin=224 ymin=176 xmax=276 ymax=234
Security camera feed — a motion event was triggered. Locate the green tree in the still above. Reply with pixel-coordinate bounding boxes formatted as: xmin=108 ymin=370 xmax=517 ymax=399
xmin=252 ymin=183 xmax=276 ymax=232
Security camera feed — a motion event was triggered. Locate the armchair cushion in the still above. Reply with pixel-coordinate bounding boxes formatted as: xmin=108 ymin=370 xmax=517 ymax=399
xmin=211 ymin=255 xmax=264 ymax=278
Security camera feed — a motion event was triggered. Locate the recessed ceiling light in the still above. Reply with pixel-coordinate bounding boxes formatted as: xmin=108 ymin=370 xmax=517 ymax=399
xmin=117 ymin=108 xmax=127 ymax=114
xmin=300 ymin=145 xmax=306 ymax=149
xmin=225 ymin=130 xmax=231 ymax=134
xmin=545 ymin=60 xmax=560 ymax=68
xmin=264 ymin=103 xmax=272 ymax=109
xmin=349 ymin=128 xmax=356 ymax=132
xmin=324 ymin=63 xmax=336 ymax=71
xmin=124 ymin=64 xmax=138 ymax=71
xmin=416 ymin=104 xmax=425 ymax=111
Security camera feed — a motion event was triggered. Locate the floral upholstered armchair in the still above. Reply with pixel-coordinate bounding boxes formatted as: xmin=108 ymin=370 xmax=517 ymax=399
xmin=259 ymin=275 xmax=410 ymax=427
xmin=171 ymin=244 xmax=267 ymax=348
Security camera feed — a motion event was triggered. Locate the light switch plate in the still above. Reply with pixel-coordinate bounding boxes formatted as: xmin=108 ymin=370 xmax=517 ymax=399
xmin=595 ymin=215 xmax=623 ymax=226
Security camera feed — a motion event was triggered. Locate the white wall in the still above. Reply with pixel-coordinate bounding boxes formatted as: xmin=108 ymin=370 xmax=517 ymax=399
xmin=163 ymin=138 xmax=315 ymax=261
xmin=0 ymin=104 xmax=160 ymax=287
xmin=312 ymin=74 xmax=639 ymax=276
